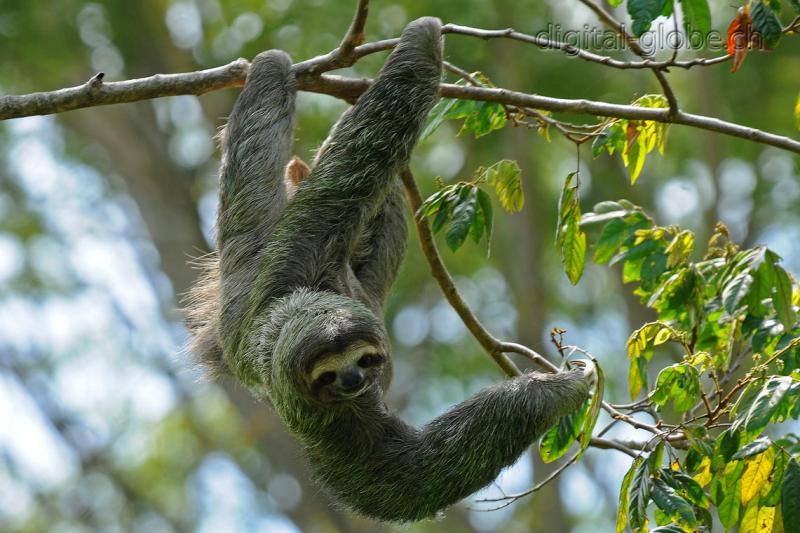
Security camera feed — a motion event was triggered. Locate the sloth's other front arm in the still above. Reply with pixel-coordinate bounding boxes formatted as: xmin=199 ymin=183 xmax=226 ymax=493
xmin=311 ymin=369 xmax=592 ymax=522
xmin=217 ymin=51 xmax=296 ymax=358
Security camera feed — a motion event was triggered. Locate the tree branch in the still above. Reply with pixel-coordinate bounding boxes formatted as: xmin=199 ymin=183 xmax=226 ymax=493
xmin=400 ymin=167 xmax=523 ymax=378
xmin=3 ymin=49 xmax=796 ymax=155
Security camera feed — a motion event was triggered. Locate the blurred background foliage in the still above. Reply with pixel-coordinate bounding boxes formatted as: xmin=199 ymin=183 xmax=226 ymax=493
xmin=0 ymin=0 xmax=798 ymax=531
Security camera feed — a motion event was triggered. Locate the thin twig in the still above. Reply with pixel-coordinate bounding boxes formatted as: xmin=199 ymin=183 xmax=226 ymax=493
xmin=575 ymin=0 xmax=680 ymax=113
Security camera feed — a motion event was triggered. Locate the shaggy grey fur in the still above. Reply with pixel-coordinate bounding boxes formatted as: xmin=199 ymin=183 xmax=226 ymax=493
xmin=187 ymin=17 xmax=592 ymax=522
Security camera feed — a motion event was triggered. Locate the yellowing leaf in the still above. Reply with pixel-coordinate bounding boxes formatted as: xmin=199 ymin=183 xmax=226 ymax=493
xmin=795 ymin=92 xmax=800 ymax=130
xmin=482 ymin=160 xmax=524 ymax=213
xmin=740 ymin=500 xmax=776 ymax=533
xmin=693 ymin=456 xmax=712 ymax=487
xmin=741 ymin=447 xmax=775 ymax=505
xmin=654 ymin=326 xmax=673 ymax=346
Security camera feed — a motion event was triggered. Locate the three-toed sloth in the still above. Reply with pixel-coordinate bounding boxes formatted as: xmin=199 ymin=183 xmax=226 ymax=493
xmin=188 ymin=17 xmax=595 ymax=522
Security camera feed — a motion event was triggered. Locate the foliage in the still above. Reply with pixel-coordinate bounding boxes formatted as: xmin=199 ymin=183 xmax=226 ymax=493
xmin=417 ymin=160 xmax=522 ymax=253
xmin=592 ymin=95 xmax=670 ymax=184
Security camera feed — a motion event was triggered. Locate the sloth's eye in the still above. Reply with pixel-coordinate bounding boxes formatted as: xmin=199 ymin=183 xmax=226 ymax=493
xmin=358 ymin=354 xmax=383 ymax=368
xmin=315 ymin=371 xmax=336 ymax=386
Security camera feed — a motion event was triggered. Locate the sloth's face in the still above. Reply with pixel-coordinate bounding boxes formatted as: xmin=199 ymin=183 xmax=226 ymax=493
xmin=307 ymin=341 xmax=386 ymax=403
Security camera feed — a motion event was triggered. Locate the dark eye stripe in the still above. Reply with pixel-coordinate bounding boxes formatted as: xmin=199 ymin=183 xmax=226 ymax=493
xmin=315 ymin=371 xmax=336 ymax=386
xmin=358 ymin=354 xmax=384 ymax=368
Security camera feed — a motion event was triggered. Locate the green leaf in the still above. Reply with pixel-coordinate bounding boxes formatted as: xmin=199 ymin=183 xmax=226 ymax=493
xmin=773 ymin=265 xmax=796 ymax=330
xmin=629 ymin=451 xmax=656 ymax=530
xmin=561 ymin=213 xmax=587 ymax=285
xmin=731 ymin=436 xmax=772 ymax=460
xmin=751 ymin=1 xmax=783 ymax=49
xmin=483 ymin=160 xmax=524 ymax=213
xmin=557 ymin=172 xmax=586 ymax=285
xmin=557 ymin=172 xmax=579 ymax=247
xmin=782 ymin=458 xmax=800 ymax=531
xmin=649 ymin=526 xmax=684 ymax=533
xmin=790 ymin=0 xmax=800 ymax=13
xmin=422 ymin=97 xmax=460 ymax=139
xmin=617 ymin=457 xmax=641 ymax=533
xmin=744 ymin=376 xmax=793 ymax=435
xmin=659 ymin=468 xmax=710 ymax=507
xmin=460 ymin=102 xmax=507 ymax=138
xmin=722 ymin=272 xmax=754 ymax=315
xmin=577 ymin=363 xmax=604 ymax=458
xmin=679 ymin=0 xmax=712 ymax=39
xmin=445 ymin=187 xmax=478 ymax=252
xmin=651 ymin=478 xmax=697 ymax=527
xmin=540 ymin=400 xmax=589 ymax=463
xmin=718 ymin=481 xmax=742 ymax=528
xmin=475 ymin=188 xmax=494 ymax=250
xmin=651 ymin=364 xmax=701 ymax=412
xmin=628 ymin=0 xmax=669 ymax=36
xmin=594 ymin=218 xmax=629 ymax=264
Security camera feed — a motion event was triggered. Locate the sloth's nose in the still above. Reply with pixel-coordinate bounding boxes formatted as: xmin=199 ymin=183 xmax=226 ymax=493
xmin=339 ymin=368 xmax=365 ymax=391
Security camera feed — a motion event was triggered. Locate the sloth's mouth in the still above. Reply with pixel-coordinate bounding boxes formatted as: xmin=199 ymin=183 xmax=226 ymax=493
xmin=333 ymin=381 xmax=377 ymax=401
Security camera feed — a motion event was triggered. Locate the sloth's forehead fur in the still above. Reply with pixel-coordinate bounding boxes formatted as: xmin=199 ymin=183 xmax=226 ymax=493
xmin=310 ymin=341 xmax=380 ymax=381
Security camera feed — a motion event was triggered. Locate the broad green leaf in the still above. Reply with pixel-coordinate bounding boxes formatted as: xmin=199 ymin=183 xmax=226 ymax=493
xmin=561 ymin=214 xmax=587 ymax=285
xmin=773 ymin=265 xmax=796 ymax=330
xmin=581 ymin=210 xmax=631 ymax=226
xmin=460 ymin=101 xmax=507 ymax=138
xmin=577 ymin=363 xmax=604 ymax=458
xmin=422 ymin=97 xmax=460 ymax=139
xmin=594 ymin=218 xmax=628 ymax=264
xmin=629 ymin=448 xmax=658 ymax=530
xmin=557 ymin=172 xmax=579 ymax=246
xmin=745 ymin=377 xmax=793 ymax=435
xmin=539 ymin=400 xmax=589 ymax=463
xmin=732 ymin=436 xmax=772 ymax=460
xmin=617 ymin=457 xmax=641 ymax=533
xmin=475 ymin=188 xmax=494 ymax=249
xmin=557 ymin=172 xmax=586 ymax=284
xmin=628 ymin=0 xmax=669 ymax=36
xmin=751 ymin=1 xmax=783 ymax=49
xmin=651 ymin=478 xmax=697 ymax=527
xmin=679 ymin=0 xmax=712 ymax=39
xmin=723 ymin=272 xmax=754 ymax=315
xmin=740 ymin=446 xmax=775 ymax=505
xmin=782 ymin=458 xmax=800 ymax=531
xmin=718 ymin=481 xmax=742 ymax=528
xmin=445 ymin=187 xmax=478 ymax=252
xmin=659 ymin=468 xmax=710 ymax=507
xmin=594 ymin=200 xmax=627 ymax=213
xmin=651 ymin=363 xmax=700 ymax=412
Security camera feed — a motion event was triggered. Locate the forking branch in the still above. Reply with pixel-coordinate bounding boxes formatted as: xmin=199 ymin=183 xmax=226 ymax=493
xmin=1 ymin=4 xmax=799 ymax=154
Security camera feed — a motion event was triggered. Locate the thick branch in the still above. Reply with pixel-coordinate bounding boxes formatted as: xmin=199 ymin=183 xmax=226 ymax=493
xmin=3 ymin=68 xmax=798 ymax=155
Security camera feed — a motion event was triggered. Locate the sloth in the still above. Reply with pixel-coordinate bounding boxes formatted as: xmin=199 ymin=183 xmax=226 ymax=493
xmin=187 ymin=17 xmax=595 ymax=522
